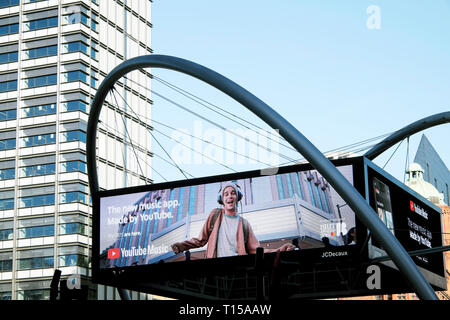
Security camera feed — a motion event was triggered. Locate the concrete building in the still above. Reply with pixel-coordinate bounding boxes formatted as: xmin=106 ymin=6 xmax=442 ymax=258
xmin=0 ymin=0 xmax=152 ymax=300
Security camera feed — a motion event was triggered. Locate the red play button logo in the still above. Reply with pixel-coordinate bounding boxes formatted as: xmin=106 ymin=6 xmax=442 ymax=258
xmin=108 ymin=248 xmax=120 ymax=259
xmin=410 ymin=200 xmax=415 ymax=212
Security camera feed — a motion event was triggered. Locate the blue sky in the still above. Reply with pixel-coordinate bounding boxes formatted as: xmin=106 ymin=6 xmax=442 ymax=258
xmin=148 ymin=1 xmax=450 ymax=183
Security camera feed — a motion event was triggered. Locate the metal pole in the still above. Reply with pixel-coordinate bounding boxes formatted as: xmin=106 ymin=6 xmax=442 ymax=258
xmin=364 ymin=111 xmax=450 ymax=160
xmin=87 ymin=54 xmax=438 ymax=300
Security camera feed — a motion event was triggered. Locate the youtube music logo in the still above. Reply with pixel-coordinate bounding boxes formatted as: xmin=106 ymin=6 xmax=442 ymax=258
xmin=108 ymin=248 xmax=120 ymax=259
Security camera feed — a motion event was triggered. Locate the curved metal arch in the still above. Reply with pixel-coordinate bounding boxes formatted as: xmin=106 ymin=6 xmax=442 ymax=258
xmin=364 ymin=111 xmax=450 ymax=160
xmin=87 ymin=54 xmax=437 ymax=300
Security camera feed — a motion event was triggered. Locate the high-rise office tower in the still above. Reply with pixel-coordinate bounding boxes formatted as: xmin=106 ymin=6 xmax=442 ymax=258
xmin=0 ymin=0 xmax=153 ymax=300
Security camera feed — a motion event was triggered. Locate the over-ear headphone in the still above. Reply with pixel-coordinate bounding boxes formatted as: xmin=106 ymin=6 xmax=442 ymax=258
xmin=217 ymin=182 xmax=242 ymax=205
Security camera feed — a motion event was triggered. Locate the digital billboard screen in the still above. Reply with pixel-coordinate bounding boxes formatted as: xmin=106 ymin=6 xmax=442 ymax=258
xmin=367 ymin=163 xmax=446 ymax=289
xmin=94 ymin=160 xmax=362 ymax=273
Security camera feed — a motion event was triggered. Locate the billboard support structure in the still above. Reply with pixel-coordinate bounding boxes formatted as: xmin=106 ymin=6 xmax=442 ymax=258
xmin=87 ymin=54 xmax=438 ymax=300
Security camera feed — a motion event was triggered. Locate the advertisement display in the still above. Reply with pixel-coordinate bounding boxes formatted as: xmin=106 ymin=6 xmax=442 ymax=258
xmin=96 ymin=162 xmax=359 ymax=270
xmin=91 ymin=157 xmax=446 ymax=298
xmin=367 ymin=164 xmax=446 ymax=289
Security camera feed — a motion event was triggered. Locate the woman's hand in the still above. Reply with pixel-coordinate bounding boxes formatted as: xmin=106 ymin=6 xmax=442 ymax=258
xmin=171 ymin=243 xmax=182 ymax=254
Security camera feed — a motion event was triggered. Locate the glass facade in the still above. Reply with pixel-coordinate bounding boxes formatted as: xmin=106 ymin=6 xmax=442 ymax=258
xmin=19 ymin=194 xmax=55 ymax=208
xmin=21 ymin=163 xmax=56 ymax=177
xmin=23 ymin=45 xmax=57 ymax=60
xmin=0 ymin=138 xmax=16 ymax=151
xmin=0 ymin=109 xmax=16 ymax=121
xmin=23 ymin=103 xmax=56 ymax=118
xmin=24 ymin=16 xmax=58 ymax=32
xmin=22 ymin=133 xmax=56 ymax=147
xmin=61 ymin=100 xmax=87 ymax=113
xmin=18 ymin=225 xmax=54 ymax=239
xmin=0 ymin=0 xmax=153 ymax=301
xmin=0 ymin=23 xmax=18 ymax=36
xmin=0 ymin=80 xmax=17 ymax=93
xmin=24 ymin=74 xmax=57 ymax=88
xmin=0 ymin=0 xmax=19 ymax=9
xmin=0 ymin=51 xmax=18 ymax=64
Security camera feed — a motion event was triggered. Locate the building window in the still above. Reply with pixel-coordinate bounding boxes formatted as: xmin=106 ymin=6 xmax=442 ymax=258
xmin=60 ymin=191 xmax=88 ymax=204
xmin=17 ymin=225 xmax=54 ymax=239
xmin=314 ymin=184 xmax=324 ymax=211
xmin=59 ymin=254 xmax=88 ymax=267
xmin=294 ymin=173 xmax=304 ymax=199
xmin=0 ymin=168 xmax=15 ymax=180
xmin=59 ymin=222 xmax=87 ymax=235
xmin=61 ymin=100 xmax=87 ymax=113
xmin=0 ymin=23 xmax=19 ymax=36
xmin=188 ymin=186 xmax=196 ymax=216
xmin=63 ymin=41 xmax=88 ymax=55
xmin=60 ymin=160 xmax=86 ymax=173
xmin=320 ymin=188 xmax=331 ymax=213
xmin=23 ymin=45 xmax=57 ymax=60
xmin=21 ymin=163 xmax=56 ymax=177
xmin=446 ymin=183 xmax=449 ymax=205
xmin=90 ymin=75 xmax=97 ymax=88
xmin=0 ymin=109 xmax=16 ymax=121
xmin=22 ymin=103 xmax=56 ymax=118
xmin=0 ymin=80 xmax=17 ymax=93
xmin=276 ymin=175 xmax=285 ymax=199
xmin=0 ymin=198 xmax=14 ymax=211
xmin=91 ymin=12 xmax=98 ymax=31
xmin=24 ymin=74 xmax=57 ymax=88
xmin=23 ymin=0 xmax=47 ymax=4
xmin=17 ymin=256 xmax=53 ymax=270
xmin=0 ymin=51 xmax=18 ymax=64
xmin=91 ymin=47 xmax=98 ymax=60
xmin=61 ymin=130 xmax=86 ymax=143
xmin=285 ymin=174 xmax=294 ymax=198
xmin=63 ymin=12 xmax=89 ymax=26
xmin=0 ymin=138 xmax=16 ymax=151
xmin=19 ymin=194 xmax=55 ymax=208
xmin=0 ymin=259 xmax=12 ymax=272
xmin=0 ymin=291 xmax=11 ymax=300
xmin=24 ymin=16 xmax=58 ymax=32
xmin=22 ymin=133 xmax=56 ymax=147
xmin=62 ymin=70 xmax=88 ymax=84
xmin=307 ymin=178 xmax=317 ymax=207
xmin=17 ymin=289 xmax=50 ymax=301
xmin=0 ymin=0 xmax=19 ymax=8
xmin=0 ymin=228 xmax=13 ymax=241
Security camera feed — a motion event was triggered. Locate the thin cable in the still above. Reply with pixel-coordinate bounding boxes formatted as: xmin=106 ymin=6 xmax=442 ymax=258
xmin=97 ymin=119 xmax=165 ymax=183
xmin=142 ymin=118 xmax=276 ymax=168
xmin=98 ymin=116 xmax=195 ymax=179
xmin=126 ymin=74 xmax=396 ymax=168
xmin=404 ymin=136 xmax=410 ymax=183
xmin=152 ymin=126 xmax=238 ymax=173
xmin=112 ymin=87 xmax=191 ymax=180
xmin=150 ymin=75 xmax=296 ymax=151
xmin=278 ymin=135 xmax=390 ymax=166
xmin=150 ymin=89 xmax=298 ymax=164
xmin=383 ymin=140 xmax=404 ymax=169
xmin=110 ymin=90 xmax=132 ymax=187
xmin=111 ymin=88 xmax=147 ymax=180
xmin=122 ymin=74 xmax=297 ymax=160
